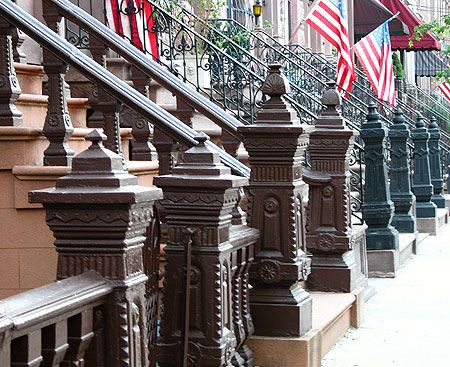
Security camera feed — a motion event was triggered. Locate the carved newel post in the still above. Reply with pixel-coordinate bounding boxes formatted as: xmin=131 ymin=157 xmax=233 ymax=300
xmin=238 ymin=64 xmax=313 ymax=337
xmin=388 ymin=108 xmax=416 ymax=232
xmin=155 ymin=134 xmax=258 ymax=366
xmin=29 ymin=130 xmax=163 ymax=367
xmin=412 ymin=114 xmax=437 ymax=218
xmin=428 ymin=116 xmax=446 ymax=208
xmin=361 ymin=103 xmax=399 ymax=250
xmin=303 ymin=83 xmax=366 ymax=292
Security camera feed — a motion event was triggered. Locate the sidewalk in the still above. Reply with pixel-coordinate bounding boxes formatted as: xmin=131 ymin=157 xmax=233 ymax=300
xmin=322 ymin=224 xmax=450 ymax=367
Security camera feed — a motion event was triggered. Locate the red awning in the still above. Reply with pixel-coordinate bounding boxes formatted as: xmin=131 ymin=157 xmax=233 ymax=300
xmin=380 ymin=0 xmax=440 ymax=51
xmin=354 ymin=0 xmax=408 ymax=38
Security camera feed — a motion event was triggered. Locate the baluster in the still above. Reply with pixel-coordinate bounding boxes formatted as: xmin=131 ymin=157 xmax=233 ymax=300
xmin=221 ymin=130 xmax=241 ymax=158
xmin=60 ymin=310 xmax=94 ymax=367
xmin=0 ymin=315 xmax=12 ymax=365
xmin=237 ymin=245 xmax=254 ymax=365
xmin=130 ymin=66 xmax=157 ymax=161
xmin=172 ymin=97 xmax=193 ymax=166
xmin=86 ymin=35 xmax=104 ymax=129
xmin=89 ymin=35 xmax=123 ymax=157
xmin=153 ymin=126 xmax=179 ymax=175
xmin=83 ymin=308 xmax=105 ymax=367
xmin=0 ymin=14 xmax=22 ymax=126
xmin=41 ymin=321 xmax=69 ymax=367
xmin=11 ymin=0 xmax=26 ymax=64
xmin=143 ymin=209 xmax=161 ymax=367
xmin=175 ymin=96 xmax=194 ymax=127
xmin=10 ymin=331 xmax=43 ymax=367
xmin=42 ymin=0 xmax=74 ymax=166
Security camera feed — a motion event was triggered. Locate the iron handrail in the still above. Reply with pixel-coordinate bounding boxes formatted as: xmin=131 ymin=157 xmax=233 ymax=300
xmin=0 ymin=0 xmax=250 ymax=178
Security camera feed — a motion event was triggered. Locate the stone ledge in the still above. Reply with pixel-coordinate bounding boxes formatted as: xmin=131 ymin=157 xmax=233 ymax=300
xmin=14 ymin=62 xmax=45 ymax=95
xmin=417 ymin=208 xmax=448 ymax=235
xmin=12 ymin=159 xmax=158 ymax=209
xmin=367 ymin=232 xmax=417 ymax=278
xmin=16 ymin=94 xmax=90 ymax=129
xmin=0 ymin=127 xmax=132 ymax=169
xmin=248 ymin=292 xmax=360 ymax=367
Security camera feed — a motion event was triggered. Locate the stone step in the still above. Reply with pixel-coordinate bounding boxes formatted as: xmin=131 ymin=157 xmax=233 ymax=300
xmin=0 ymin=160 xmax=159 ymax=299
xmin=16 ymin=94 xmax=90 ymax=129
xmin=15 ymin=63 xmax=45 ymax=95
xmin=0 ymin=127 xmax=132 ymax=169
xmin=247 ymin=290 xmax=364 ymax=367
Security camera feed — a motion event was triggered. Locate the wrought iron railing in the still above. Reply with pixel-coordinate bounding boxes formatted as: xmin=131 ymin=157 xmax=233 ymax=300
xmin=100 ymin=0 xmax=320 ymax=126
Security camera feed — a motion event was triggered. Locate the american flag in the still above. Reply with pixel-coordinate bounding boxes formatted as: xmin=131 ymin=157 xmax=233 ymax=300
xmin=305 ymin=0 xmax=355 ymax=94
xmin=354 ymin=18 xmax=396 ymax=106
xmin=105 ymin=0 xmax=158 ymax=58
xmin=438 ymin=82 xmax=450 ymax=102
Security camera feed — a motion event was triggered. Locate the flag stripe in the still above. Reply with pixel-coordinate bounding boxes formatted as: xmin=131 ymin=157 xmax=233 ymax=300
xmin=439 ymin=83 xmax=450 ymax=102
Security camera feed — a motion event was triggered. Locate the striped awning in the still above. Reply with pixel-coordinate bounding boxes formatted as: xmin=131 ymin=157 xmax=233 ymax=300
xmin=415 ymin=51 xmax=447 ymax=77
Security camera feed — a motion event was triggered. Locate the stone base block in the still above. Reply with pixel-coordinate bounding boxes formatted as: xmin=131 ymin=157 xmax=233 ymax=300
xmin=367 ymin=249 xmax=398 ymax=278
xmin=391 ymin=213 xmax=416 ymax=233
xmin=416 ymin=201 xmax=437 ymax=218
xmin=416 ymin=209 xmax=447 ymax=235
xmin=367 ymin=233 xmax=416 ymax=277
xmin=307 ymin=250 xmax=367 ymax=293
xmin=445 ymin=195 xmax=450 ymax=214
xmin=431 ymin=194 xmax=446 ymax=209
xmin=250 ymin=285 xmax=313 ymax=337
xmin=248 ymin=292 xmax=360 ymax=367
xmin=366 ymin=227 xmax=399 ymax=251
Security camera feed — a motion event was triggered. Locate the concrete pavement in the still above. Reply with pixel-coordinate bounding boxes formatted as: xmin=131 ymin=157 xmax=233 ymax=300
xmin=322 ymin=224 xmax=450 ymax=367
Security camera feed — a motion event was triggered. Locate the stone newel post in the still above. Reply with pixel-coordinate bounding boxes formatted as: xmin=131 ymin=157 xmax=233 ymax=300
xmin=29 ymin=130 xmax=163 ymax=367
xmin=361 ymin=103 xmax=399 ymax=251
xmin=303 ymin=83 xmax=366 ymax=292
xmin=155 ymin=134 xmax=258 ymax=366
xmin=388 ymin=108 xmax=416 ymax=233
xmin=428 ymin=116 xmax=446 ymax=208
xmin=238 ymin=64 xmax=313 ymax=337
xmin=412 ymin=114 xmax=437 ymax=218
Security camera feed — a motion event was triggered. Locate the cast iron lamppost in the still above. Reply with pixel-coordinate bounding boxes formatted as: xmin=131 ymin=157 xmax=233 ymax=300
xmin=253 ymin=0 xmax=263 ymax=27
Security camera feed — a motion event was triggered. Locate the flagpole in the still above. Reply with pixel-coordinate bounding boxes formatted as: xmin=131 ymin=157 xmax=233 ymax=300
xmin=288 ymin=0 xmax=321 ymax=45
